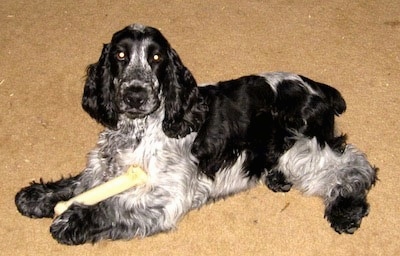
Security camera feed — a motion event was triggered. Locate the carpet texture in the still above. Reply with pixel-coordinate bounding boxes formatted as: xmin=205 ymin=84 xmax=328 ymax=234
xmin=1 ymin=0 xmax=399 ymax=255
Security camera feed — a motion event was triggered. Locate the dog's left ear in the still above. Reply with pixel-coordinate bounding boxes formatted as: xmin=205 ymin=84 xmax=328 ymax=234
xmin=82 ymin=44 xmax=119 ymax=129
xmin=161 ymin=48 xmax=206 ymax=138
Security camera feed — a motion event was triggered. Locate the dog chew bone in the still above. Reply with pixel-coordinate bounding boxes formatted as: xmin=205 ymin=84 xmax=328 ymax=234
xmin=53 ymin=165 xmax=147 ymax=216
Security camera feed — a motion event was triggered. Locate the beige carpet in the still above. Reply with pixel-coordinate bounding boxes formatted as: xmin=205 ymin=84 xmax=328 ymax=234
xmin=1 ymin=0 xmax=399 ymax=255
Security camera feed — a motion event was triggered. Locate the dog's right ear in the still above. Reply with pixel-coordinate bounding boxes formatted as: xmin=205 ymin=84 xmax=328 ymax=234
xmin=82 ymin=44 xmax=119 ymax=129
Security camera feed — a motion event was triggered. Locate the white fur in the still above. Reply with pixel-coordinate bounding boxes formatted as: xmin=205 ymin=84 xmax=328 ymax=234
xmin=276 ymin=137 xmax=376 ymax=203
xmin=260 ymin=72 xmax=318 ymax=95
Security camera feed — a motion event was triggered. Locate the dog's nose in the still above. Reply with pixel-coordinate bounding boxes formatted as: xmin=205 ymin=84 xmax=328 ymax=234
xmin=123 ymin=89 xmax=147 ymax=109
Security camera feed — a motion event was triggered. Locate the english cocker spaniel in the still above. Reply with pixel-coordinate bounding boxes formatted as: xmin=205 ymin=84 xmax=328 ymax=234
xmin=15 ymin=24 xmax=377 ymax=245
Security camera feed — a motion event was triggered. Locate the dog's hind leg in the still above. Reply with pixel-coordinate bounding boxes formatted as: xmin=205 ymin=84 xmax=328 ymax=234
xmin=275 ymin=137 xmax=377 ymax=233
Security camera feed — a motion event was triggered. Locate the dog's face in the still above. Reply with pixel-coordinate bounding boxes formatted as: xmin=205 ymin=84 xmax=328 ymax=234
xmin=109 ymin=24 xmax=169 ymax=119
xmin=82 ymin=24 xmax=203 ymax=137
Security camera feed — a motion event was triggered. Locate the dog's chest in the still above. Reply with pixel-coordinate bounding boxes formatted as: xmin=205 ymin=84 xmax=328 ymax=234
xmin=113 ymin=121 xmax=192 ymax=170
xmin=130 ymin=126 xmax=167 ymax=168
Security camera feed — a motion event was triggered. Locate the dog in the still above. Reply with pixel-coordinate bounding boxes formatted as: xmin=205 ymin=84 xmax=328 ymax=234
xmin=15 ymin=24 xmax=377 ymax=245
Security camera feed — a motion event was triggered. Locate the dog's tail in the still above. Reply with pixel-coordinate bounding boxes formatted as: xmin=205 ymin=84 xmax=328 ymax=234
xmin=300 ymin=75 xmax=347 ymax=116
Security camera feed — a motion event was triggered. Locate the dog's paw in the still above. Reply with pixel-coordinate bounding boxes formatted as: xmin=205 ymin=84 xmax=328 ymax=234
xmin=265 ymin=170 xmax=292 ymax=192
xmin=325 ymin=196 xmax=369 ymax=234
xmin=50 ymin=204 xmax=109 ymax=245
xmin=162 ymin=120 xmax=192 ymax=139
xmin=15 ymin=182 xmax=55 ymax=218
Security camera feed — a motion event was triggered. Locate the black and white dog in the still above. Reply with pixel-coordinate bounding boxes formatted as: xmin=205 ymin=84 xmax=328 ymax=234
xmin=15 ymin=24 xmax=377 ymax=245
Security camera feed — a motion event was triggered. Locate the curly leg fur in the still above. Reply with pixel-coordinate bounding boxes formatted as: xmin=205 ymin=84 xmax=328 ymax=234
xmin=265 ymin=170 xmax=293 ymax=192
xmin=49 ymin=201 xmax=163 ymax=245
xmin=275 ymin=137 xmax=377 ymax=234
xmin=15 ymin=175 xmax=81 ymax=218
xmin=17 ymin=171 xmax=188 ymax=245
xmin=50 ymin=204 xmax=112 ymax=245
xmin=50 ymin=196 xmax=181 ymax=245
xmin=49 ymin=182 xmax=193 ymax=245
xmin=324 ymin=195 xmax=370 ymax=234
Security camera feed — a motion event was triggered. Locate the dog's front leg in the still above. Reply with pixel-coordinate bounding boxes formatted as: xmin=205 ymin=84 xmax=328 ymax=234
xmin=15 ymin=174 xmax=82 ymax=218
xmin=50 ymin=202 xmax=114 ymax=245
xmin=50 ymin=190 xmax=183 ymax=245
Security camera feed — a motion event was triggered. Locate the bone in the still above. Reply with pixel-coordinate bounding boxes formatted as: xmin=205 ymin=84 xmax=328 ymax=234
xmin=54 ymin=165 xmax=147 ymax=216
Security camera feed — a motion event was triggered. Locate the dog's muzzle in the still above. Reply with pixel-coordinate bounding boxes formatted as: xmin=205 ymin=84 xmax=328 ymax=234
xmin=117 ymin=80 xmax=160 ymax=118
xmin=122 ymin=85 xmax=149 ymax=109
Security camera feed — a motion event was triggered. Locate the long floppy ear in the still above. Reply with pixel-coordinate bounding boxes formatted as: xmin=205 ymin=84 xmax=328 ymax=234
xmin=81 ymin=44 xmax=119 ymax=129
xmin=161 ymin=48 xmax=207 ymax=138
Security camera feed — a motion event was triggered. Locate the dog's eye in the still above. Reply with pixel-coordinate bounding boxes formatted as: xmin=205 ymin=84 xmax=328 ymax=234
xmin=116 ymin=51 xmax=126 ymax=61
xmin=152 ymin=54 xmax=161 ymax=62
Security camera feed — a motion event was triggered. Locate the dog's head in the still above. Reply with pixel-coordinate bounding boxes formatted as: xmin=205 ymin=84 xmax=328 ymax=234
xmin=82 ymin=24 xmax=205 ymax=137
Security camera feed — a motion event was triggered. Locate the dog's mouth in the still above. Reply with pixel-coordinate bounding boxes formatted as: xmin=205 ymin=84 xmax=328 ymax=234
xmin=119 ymin=99 xmax=161 ymax=119
xmin=116 ymin=84 xmax=161 ymax=119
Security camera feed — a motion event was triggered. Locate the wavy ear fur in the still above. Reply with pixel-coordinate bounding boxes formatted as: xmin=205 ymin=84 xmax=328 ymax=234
xmin=82 ymin=44 xmax=119 ymax=129
xmin=161 ymin=48 xmax=207 ymax=138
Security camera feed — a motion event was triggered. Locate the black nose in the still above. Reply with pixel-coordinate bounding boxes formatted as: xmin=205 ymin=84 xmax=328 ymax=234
xmin=123 ymin=89 xmax=148 ymax=109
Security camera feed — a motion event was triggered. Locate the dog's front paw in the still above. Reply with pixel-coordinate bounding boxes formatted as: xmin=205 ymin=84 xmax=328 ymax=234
xmin=15 ymin=182 xmax=56 ymax=218
xmin=50 ymin=204 xmax=110 ymax=245
xmin=162 ymin=119 xmax=192 ymax=139
xmin=265 ymin=170 xmax=292 ymax=192
xmin=325 ymin=196 xmax=369 ymax=234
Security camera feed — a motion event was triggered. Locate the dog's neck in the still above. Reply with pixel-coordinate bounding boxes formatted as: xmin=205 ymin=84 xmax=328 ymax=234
xmin=114 ymin=106 xmax=165 ymax=138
